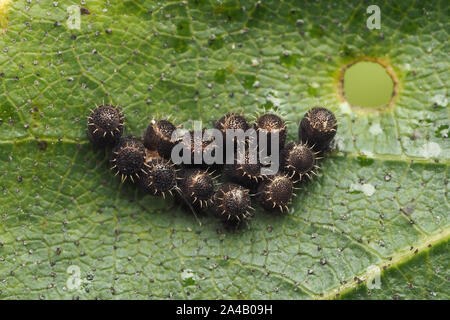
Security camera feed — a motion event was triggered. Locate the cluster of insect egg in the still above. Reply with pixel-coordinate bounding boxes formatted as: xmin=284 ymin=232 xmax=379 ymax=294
xmin=87 ymin=105 xmax=337 ymax=226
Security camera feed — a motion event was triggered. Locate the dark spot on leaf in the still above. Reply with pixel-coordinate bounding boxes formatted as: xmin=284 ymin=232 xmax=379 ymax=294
xmin=80 ymin=7 xmax=91 ymax=15
xmin=176 ymin=20 xmax=191 ymax=37
xmin=38 ymin=140 xmax=47 ymax=151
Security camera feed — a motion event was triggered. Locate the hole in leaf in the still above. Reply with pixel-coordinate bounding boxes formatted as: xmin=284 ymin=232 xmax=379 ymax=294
xmin=342 ymin=61 xmax=395 ymax=109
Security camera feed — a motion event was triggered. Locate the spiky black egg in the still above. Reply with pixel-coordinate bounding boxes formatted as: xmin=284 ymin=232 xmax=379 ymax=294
xmin=178 ymin=168 xmax=215 ymax=209
xmin=176 ymin=130 xmax=215 ymax=167
xmin=138 ymin=159 xmax=177 ymax=198
xmin=215 ymin=113 xmax=251 ymax=157
xmin=281 ymin=142 xmax=319 ymax=180
xmin=257 ymin=174 xmax=293 ymax=213
xmin=299 ymin=107 xmax=337 ymax=151
xmin=212 ymin=183 xmax=253 ymax=224
xmin=254 ymin=113 xmax=287 ymax=153
xmin=215 ymin=113 xmax=251 ymax=133
xmin=223 ymin=149 xmax=263 ymax=189
xmin=110 ymin=137 xmax=146 ymax=183
xmin=87 ymin=104 xmax=124 ymax=147
xmin=143 ymin=119 xmax=177 ymax=159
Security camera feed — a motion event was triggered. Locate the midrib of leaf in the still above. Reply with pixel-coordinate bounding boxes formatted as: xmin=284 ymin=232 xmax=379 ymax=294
xmin=320 ymin=228 xmax=450 ymax=299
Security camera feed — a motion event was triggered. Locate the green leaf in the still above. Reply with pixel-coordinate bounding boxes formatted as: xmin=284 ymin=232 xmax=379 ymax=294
xmin=0 ymin=0 xmax=448 ymax=299
xmin=340 ymin=239 xmax=449 ymax=300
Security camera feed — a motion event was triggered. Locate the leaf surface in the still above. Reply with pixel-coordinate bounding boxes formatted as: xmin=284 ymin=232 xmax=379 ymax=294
xmin=0 ymin=0 xmax=448 ymax=299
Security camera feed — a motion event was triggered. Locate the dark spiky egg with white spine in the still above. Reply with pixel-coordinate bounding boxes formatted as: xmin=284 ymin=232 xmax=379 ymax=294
xmin=110 ymin=137 xmax=146 ymax=183
xmin=299 ymin=107 xmax=337 ymax=151
xmin=212 ymin=183 xmax=253 ymax=224
xmin=138 ymin=159 xmax=177 ymax=198
xmin=177 ymin=130 xmax=215 ymax=167
xmin=281 ymin=142 xmax=319 ymax=180
xmin=143 ymin=119 xmax=177 ymax=159
xmin=87 ymin=104 xmax=124 ymax=147
xmin=215 ymin=113 xmax=251 ymax=134
xmin=254 ymin=113 xmax=287 ymax=153
xmin=257 ymin=174 xmax=294 ymax=213
xmin=215 ymin=113 xmax=251 ymax=156
xmin=223 ymin=149 xmax=263 ymax=189
xmin=178 ymin=168 xmax=215 ymax=209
